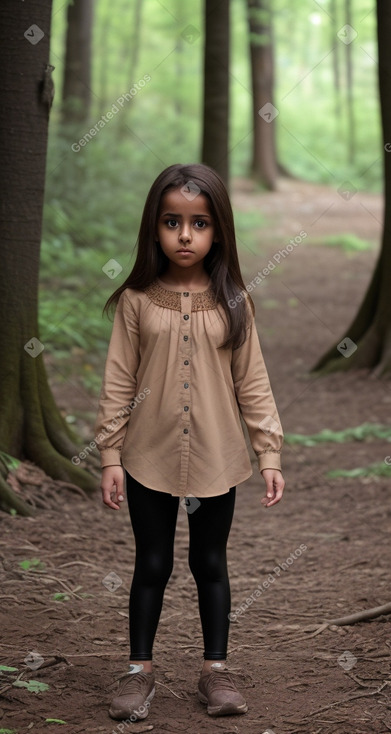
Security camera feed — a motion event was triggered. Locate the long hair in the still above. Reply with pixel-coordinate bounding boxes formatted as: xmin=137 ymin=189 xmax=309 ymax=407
xmin=104 ymin=163 xmax=255 ymax=349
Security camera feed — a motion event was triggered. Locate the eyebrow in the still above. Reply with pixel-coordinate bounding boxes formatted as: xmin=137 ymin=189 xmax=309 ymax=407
xmin=160 ymin=212 xmax=212 ymax=218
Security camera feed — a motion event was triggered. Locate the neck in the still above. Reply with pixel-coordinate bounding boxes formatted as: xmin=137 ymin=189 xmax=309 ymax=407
xmin=160 ymin=264 xmax=210 ymax=289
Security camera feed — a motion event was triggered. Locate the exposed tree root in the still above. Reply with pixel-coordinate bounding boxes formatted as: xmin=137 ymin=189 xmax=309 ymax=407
xmin=284 ymin=602 xmax=391 ymax=645
xmin=0 ymin=472 xmax=34 ymax=517
xmin=0 ymin=459 xmax=95 ymax=516
xmin=323 ymin=601 xmax=391 ymax=627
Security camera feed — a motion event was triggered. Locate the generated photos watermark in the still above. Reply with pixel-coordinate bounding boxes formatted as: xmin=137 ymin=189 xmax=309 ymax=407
xmin=228 ymin=230 xmax=307 ymax=308
xmin=229 ymin=544 xmax=307 ymax=621
xmin=71 ymin=74 xmax=151 ymax=152
xmin=71 ymin=387 xmax=151 ymax=465
xmin=110 ymin=700 xmax=151 ymax=731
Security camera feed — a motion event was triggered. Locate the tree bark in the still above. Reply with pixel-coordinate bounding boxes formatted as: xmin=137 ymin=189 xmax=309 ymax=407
xmin=312 ymin=0 xmax=391 ymax=378
xmin=247 ymin=0 xmax=279 ymax=190
xmin=201 ymin=0 xmax=230 ymax=187
xmin=0 ymin=0 xmax=97 ymax=514
xmin=61 ymin=0 xmax=93 ymax=123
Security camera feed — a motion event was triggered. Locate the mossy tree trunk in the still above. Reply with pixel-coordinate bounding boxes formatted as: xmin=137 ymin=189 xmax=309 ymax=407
xmin=312 ymin=0 xmax=391 ymax=378
xmin=0 ymin=0 xmax=97 ymax=515
xmin=247 ymin=0 xmax=279 ymax=191
xmin=201 ymin=0 xmax=230 ymax=187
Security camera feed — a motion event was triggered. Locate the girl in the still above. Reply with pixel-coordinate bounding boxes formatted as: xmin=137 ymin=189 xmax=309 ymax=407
xmin=95 ymin=163 xmax=285 ymax=721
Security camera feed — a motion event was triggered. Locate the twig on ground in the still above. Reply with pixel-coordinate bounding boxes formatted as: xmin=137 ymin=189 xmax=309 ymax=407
xmin=155 ymin=680 xmax=188 ymax=700
xmin=308 ymin=679 xmax=391 ymax=716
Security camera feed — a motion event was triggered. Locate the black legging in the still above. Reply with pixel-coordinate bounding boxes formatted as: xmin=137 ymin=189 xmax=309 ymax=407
xmin=125 ymin=470 xmax=236 ymax=661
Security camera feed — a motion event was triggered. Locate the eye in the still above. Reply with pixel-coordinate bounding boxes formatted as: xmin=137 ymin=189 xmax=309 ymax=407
xmin=166 ymin=219 xmax=178 ymax=228
xmin=194 ymin=220 xmax=207 ymax=229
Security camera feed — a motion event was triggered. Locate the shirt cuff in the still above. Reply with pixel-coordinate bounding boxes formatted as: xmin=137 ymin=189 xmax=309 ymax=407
xmin=99 ymin=448 xmax=122 ymax=468
xmin=258 ymin=451 xmax=282 ymax=473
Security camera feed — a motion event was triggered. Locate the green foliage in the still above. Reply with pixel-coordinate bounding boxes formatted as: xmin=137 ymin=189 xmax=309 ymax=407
xmin=285 ymin=424 xmax=391 ymax=479
xmin=52 ymin=592 xmax=71 ymax=602
xmin=0 ymin=452 xmax=20 ymax=472
xmin=18 ymin=559 xmax=46 ymax=571
xmin=284 ymin=424 xmax=391 ymax=446
xmin=327 ymin=463 xmax=391 ymax=478
xmin=13 ymin=680 xmax=50 ymax=693
xmin=311 ymin=233 xmax=375 ymax=252
xmin=0 ymin=729 xmax=17 ymax=734
xmin=234 ymin=209 xmax=266 ymax=254
xmin=0 ymin=666 xmax=50 ymax=700
xmin=49 ymin=0 xmax=381 ymax=189
xmin=45 ymin=719 xmax=67 ymax=725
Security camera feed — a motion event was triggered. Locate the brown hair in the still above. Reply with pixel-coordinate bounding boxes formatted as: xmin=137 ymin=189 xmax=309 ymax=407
xmin=104 ymin=163 xmax=255 ymax=349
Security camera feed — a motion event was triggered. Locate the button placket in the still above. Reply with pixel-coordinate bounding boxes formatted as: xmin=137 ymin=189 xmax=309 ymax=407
xmin=178 ymin=291 xmax=192 ymax=496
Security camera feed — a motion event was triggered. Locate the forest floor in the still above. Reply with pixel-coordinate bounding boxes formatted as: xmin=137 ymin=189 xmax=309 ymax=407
xmin=1 ymin=178 xmax=391 ymax=734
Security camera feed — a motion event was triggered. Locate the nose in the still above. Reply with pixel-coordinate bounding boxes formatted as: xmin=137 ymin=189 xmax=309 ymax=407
xmin=179 ymin=223 xmax=191 ymax=243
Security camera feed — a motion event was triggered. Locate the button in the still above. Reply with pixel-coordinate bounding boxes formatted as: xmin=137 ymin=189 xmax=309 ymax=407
xmin=184 ymin=406 xmax=189 ymax=412
xmin=183 ymin=428 xmax=189 ymax=434
xmin=184 ymin=382 xmax=189 ymax=388
xmin=183 ymin=335 xmax=188 ymax=341
xmin=183 ymin=314 xmax=189 ymax=320
xmin=184 ymin=360 xmax=189 ymax=365
xmin=183 ymin=292 xmax=189 ymax=297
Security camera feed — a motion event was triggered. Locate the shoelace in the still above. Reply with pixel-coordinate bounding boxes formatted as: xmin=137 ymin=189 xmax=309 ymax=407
xmin=203 ymin=669 xmax=241 ymax=693
xmin=116 ymin=671 xmax=152 ymax=695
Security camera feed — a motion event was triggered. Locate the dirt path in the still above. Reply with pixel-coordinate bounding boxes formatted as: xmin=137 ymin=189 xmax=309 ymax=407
xmin=1 ymin=180 xmax=390 ymax=734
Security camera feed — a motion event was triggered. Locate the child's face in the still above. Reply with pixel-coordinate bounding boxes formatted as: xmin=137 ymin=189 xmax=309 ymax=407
xmin=156 ymin=188 xmax=216 ymax=271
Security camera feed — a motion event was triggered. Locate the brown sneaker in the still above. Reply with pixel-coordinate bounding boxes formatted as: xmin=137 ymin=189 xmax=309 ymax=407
xmin=198 ymin=662 xmax=248 ymax=716
xmin=109 ymin=663 xmax=155 ymax=720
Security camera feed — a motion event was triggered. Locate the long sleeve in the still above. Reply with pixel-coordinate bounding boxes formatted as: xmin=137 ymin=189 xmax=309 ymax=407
xmin=231 ymin=303 xmax=283 ymax=473
xmin=94 ymin=290 xmax=140 ymax=468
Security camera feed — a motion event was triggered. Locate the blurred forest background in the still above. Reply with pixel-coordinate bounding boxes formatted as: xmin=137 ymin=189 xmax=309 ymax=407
xmin=43 ymin=0 xmax=379 ymax=392
xmin=2 ymin=6 xmax=391 ymax=732
xmin=1 ymin=0 xmax=389 ymax=514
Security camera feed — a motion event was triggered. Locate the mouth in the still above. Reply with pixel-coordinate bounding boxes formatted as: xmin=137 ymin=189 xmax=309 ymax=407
xmin=177 ymin=249 xmax=193 ymax=254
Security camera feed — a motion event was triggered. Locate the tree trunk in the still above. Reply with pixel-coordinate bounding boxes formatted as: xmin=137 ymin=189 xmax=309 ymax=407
xmin=61 ymin=0 xmax=93 ymax=124
xmin=201 ymin=0 xmax=230 ymax=187
xmin=0 ymin=0 xmax=97 ymax=514
xmin=247 ymin=0 xmax=279 ymax=190
xmin=312 ymin=0 xmax=391 ymax=378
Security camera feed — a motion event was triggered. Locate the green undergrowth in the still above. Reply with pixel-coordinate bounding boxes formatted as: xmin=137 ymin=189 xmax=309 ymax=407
xmin=285 ymin=423 xmax=391 ymax=479
xmin=284 ymin=423 xmax=391 ymax=446
xmin=308 ymin=233 xmax=375 ymax=252
xmin=327 ymin=462 xmax=391 ymax=478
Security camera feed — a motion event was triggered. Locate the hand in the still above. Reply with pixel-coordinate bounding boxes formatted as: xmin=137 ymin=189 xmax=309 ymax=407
xmin=260 ymin=469 xmax=285 ymax=507
xmin=101 ymin=466 xmax=125 ymax=510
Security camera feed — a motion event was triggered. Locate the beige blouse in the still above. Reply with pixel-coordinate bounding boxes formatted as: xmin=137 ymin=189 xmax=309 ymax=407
xmin=94 ymin=277 xmax=283 ymax=498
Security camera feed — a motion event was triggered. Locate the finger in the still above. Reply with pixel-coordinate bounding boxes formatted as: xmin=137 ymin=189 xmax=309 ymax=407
xmin=115 ymin=478 xmax=125 ymax=500
xmin=262 ymin=477 xmax=275 ymax=503
xmin=263 ymin=483 xmax=284 ymax=507
xmin=101 ymin=483 xmax=121 ymax=510
xmin=102 ymin=493 xmax=120 ymax=510
xmin=263 ymin=495 xmax=279 ymax=507
xmin=114 ymin=478 xmax=125 ymax=506
xmin=103 ymin=496 xmax=121 ymax=510
xmin=113 ymin=488 xmax=125 ymax=507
